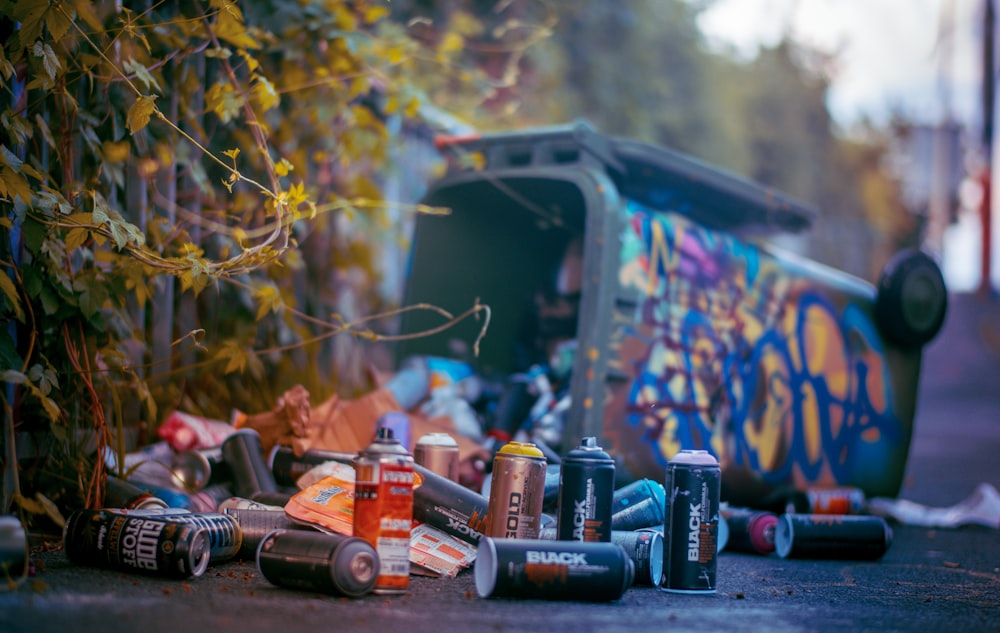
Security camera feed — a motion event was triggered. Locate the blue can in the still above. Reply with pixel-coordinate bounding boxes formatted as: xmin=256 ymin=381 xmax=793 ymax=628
xmin=611 ymin=478 xmax=665 ymax=531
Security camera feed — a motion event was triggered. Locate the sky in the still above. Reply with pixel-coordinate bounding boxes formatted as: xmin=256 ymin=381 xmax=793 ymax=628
xmin=695 ymin=0 xmax=982 ymax=130
xmin=696 ymin=0 xmax=997 ymax=290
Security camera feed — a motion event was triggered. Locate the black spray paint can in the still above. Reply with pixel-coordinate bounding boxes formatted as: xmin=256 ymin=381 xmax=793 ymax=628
xmin=774 ymin=514 xmax=893 ymax=560
xmin=412 ymin=462 xmax=489 ymax=546
xmin=222 ymin=428 xmax=279 ymax=499
xmin=63 ymin=509 xmax=211 ymax=579
xmin=269 ymin=445 xmax=355 ymax=488
xmin=556 ymin=437 xmax=614 ymax=542
xmin=538 ymin=527 xmax=661 ymax=587
xmin=256 ymin=529 xmax=379 ymax=598
xmin=721 ymin=508 xmax=778 ymax=555
xmin=474 ymin=537 xmax=634 ymax=602
xmin=661 ymin=449 xmax=721 ymax=594
xmin=104 ymin=476 xmax=169 ymax=511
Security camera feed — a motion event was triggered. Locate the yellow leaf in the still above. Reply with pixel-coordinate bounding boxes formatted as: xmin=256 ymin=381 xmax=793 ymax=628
xmin=0 ymin=167 xmax=31 ymax=204
xmin=275 ymin=158 xmax=293 ymax=177
xmin=64 ymin=227 xmax=90 ymax=250
xmin=440 ymin=32 xmax=464 ymax=54
xmin=362 ymin=5 xmax=390 ymax=24
xmin=213 ymin=2 xmax=260 ymax=50
xmin=127 ymin=95 xmax=157 ymax=133
xmin=102 ymin=140 xmax=130 ymax=164
xmin=223 ymin=148 xmax=240 ymax=160
xmin=44 ymin=4 xmax=72 ymax=44
xmin=0 ymin=269 xmax=24 ymax=321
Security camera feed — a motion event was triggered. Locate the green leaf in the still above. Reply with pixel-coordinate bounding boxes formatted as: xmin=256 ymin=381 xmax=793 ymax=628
xmin=0 ymin=330 xmax=23 ymax=372
xmin=73 ymin=275 xmax=110 ymax=319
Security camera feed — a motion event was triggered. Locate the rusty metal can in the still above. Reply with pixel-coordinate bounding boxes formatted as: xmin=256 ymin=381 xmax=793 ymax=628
xmin=661 ymin=449 xmax=721 ymax=594
xmin=257 ymin=529 xmax=379 ymax=598
xmin=775 ymin=514 xmax=893 ymax=560
xmin=805 ymin=486 xmax=867 ymax=515
xmin=353 ymin=427 xmax=415 ymax=594
xmin=414 ymin=432 xmax=460 ymax=482
xmin=556 ymin=436 xmax=614 ymax=542
xmin=486 ymin=441 xmax=547 ymax=539
xmin=63 ymin=509 xmax=211 ymax=579
xmin=474 ymin=537 xmax=634 ymax=601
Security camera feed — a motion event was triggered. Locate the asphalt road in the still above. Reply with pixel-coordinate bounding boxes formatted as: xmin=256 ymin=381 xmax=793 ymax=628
xmin=2 ymin=293 xmax=999 ymax=633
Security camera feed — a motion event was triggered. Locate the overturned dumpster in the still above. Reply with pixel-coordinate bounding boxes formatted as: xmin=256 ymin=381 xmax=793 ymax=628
xmin=396 ymin=121 xmax=948 ymax=507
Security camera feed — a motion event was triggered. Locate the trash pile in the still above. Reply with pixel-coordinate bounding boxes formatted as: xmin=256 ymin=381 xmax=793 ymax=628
xmin=10 ymin=353 xmax=951 ymax=601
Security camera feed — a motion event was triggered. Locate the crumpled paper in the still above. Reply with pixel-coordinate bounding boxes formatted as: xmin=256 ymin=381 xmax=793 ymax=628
xmin=868 ymin=482 xmax=1000 ymax=529
xmin=233 ymin=384 xmax=487 ymax=465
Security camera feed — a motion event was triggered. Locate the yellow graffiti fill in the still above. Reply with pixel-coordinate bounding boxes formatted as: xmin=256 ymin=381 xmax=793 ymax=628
xmin=645 ymin=220 xmax=681 ymax=296
xmin=801 ymin=381 xmax=821 ymax=464
xmin=741 ymin=351 xmax=789 ymax=471
xmin=804 ymin=306 xmax=848 ymax=398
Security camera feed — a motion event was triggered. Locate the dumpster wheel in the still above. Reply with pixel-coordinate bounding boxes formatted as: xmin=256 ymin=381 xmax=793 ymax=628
xmin=874 ymin=248 xmax=948 ymax=348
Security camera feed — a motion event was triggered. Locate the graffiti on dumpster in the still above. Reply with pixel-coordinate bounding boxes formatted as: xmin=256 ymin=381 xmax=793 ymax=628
xmin=611 ymin=202 xmax=904 ymax=489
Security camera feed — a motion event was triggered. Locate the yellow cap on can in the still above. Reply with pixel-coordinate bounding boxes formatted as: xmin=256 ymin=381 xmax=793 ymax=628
xmin=497 ymin=441 xmax=545 ymax=458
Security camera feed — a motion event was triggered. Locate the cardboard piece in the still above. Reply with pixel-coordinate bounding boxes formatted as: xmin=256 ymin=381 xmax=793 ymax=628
xmin=234 ymin=384 xmax=487 ymax=464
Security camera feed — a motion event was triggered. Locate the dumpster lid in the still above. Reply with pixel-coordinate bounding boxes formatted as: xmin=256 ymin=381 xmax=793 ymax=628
xmin=435 ymin=120 xmax=817 ymax=234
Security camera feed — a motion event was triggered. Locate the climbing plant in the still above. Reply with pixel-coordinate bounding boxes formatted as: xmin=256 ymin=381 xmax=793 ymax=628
xmin=0 ymin=0 xmax=542 ymax=528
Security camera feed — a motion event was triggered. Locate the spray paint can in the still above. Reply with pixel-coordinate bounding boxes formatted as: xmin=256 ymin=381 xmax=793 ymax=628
xmin=661 ymin=449 xmax=721 ymax=594
xmin=556 ymin=437 xmax=614 ymax=542
xmin=412 ymin=463 xmax=489 ymax=545
xmin=104 ymin=476 xmax=169 ymax=510
xmin=805 ymin=486 xmax=867 ymax=515
xmin=0 ymin=515 xmax=29 ymax=589
xmin=612 ymin=529 xmax=663 ymax=587
xmin=269 ymin=445 xmax=355 ymax=488
xmin=353 ymin=427 xmax=415 ymax=594
xmin=376 ymin=411 xmax=412 ymax=452
xmin=414 ymin=432 xmax=460 ymax=482
xmin=611 ymin=479 xmax=666 ymax=531
xmin=774 ymin=514 xmax=893 ymax=560
xmin=63 ymin=509 xmax=211 ymax=579
xmin=222 ymin=428 xmax=279 ymax=499
xmin=721 ymin=508 xmax=778 ymax=555
xmin=257 ymin=529 xmax=379 ymax=598
xmin=486 ymin=441 xmax=547 ymax=539
xmin=225 ymin=508 xmax=312 ymax=560
xmin=474 ymin=537 xmax=634 ymax=601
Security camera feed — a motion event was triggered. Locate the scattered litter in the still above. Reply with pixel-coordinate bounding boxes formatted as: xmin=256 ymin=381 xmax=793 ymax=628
xmin=868 ymin=483 xmax=1000 ymax=529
